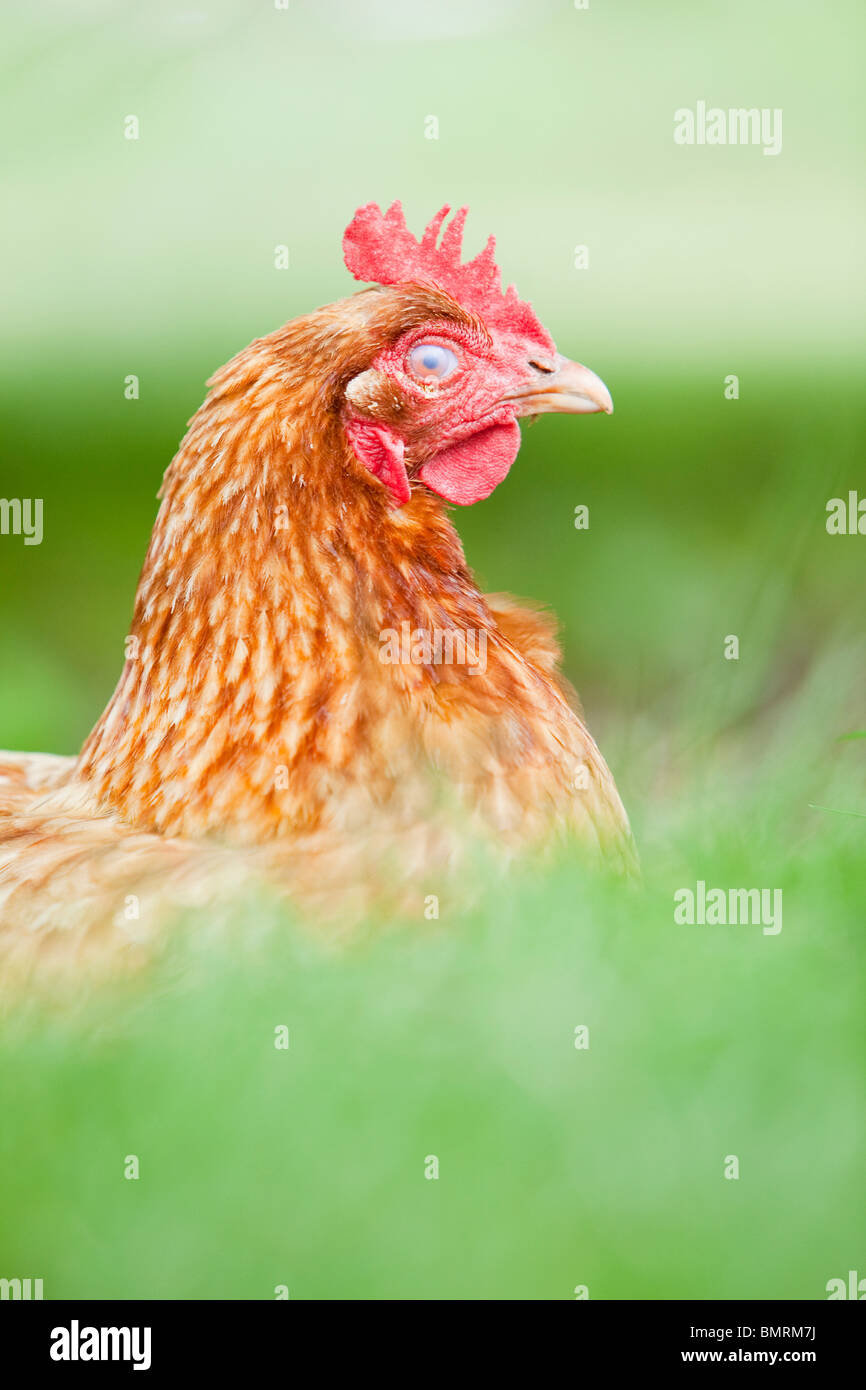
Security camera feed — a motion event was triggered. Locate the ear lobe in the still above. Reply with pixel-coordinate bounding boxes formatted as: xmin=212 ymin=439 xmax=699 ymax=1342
xmin=345 ymin=417 xmax=410 ymax=506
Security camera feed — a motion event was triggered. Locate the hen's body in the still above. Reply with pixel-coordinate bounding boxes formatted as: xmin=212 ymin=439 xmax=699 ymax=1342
xmin=0 ymin=216 xmax=634 ymax=971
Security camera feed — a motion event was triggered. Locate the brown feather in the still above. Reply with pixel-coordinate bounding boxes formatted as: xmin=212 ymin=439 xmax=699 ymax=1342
xmin=0 ymin=285 xmax=635 ymax=978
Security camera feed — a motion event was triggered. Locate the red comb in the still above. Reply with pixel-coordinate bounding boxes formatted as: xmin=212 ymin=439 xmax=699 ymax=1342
xmin=342 ymin=201 xmax=554 ymax=351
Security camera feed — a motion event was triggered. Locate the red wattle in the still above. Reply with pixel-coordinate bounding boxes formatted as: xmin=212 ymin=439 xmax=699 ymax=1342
xmin=417 ymin=419 xmax=521 ymax=506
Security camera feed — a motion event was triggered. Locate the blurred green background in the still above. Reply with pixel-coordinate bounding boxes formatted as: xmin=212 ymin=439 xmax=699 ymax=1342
xmin=0 ymin=1 xmax=864 ymax=1300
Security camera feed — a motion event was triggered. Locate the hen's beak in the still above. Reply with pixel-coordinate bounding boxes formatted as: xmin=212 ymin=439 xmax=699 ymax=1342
xmin=506 ymin=354 xmax=614 ymax=416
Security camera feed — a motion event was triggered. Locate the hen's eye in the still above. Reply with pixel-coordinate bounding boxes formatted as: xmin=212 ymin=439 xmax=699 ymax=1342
xmin=406 ymin=342 xmax=459 ymax=383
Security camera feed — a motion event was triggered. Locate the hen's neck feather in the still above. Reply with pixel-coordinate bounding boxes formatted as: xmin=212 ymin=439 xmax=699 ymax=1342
xmin=77 ymin=305 xmax=500 ymax=839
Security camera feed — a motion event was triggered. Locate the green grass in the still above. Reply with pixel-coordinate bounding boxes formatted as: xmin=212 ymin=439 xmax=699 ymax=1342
xmin=0 ymin=697 xmax=863 ymax=1300
xmin=0 ymin=362 xmax=863 ymax=1299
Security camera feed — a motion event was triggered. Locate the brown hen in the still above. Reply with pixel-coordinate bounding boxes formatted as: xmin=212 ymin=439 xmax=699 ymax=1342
xmin=0 ymin=202 xmax=634 ymax=973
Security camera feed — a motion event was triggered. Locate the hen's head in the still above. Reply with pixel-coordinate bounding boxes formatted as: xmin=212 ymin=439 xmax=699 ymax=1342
xmin=338 ymin=201 xmax=612 ymax=507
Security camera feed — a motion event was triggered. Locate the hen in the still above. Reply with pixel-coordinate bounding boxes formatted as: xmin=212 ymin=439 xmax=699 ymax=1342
xmin=0 ymin=201 xmax=634 ymax=973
